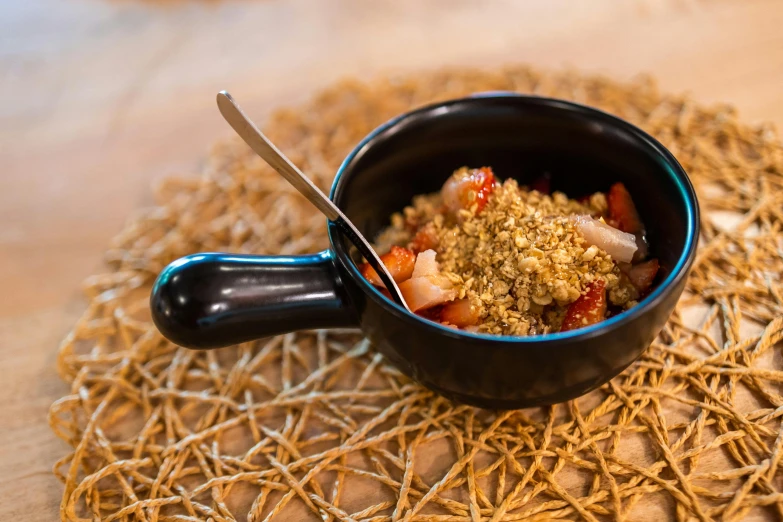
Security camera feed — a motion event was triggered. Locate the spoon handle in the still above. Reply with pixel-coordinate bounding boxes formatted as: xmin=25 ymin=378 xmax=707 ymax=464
xmin=216 ymin=91 xmax=411 ymax=312
xmin=216 ymin=91 xmax=339 ymax=220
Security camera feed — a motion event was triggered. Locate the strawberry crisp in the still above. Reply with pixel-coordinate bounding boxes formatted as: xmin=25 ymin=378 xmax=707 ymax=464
xmin=360 ymin=167 xmax=660 ymax=336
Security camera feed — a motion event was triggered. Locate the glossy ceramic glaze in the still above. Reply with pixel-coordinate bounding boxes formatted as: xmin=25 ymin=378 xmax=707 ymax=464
xmin=151 ymin=94 xmax=699 ymax=409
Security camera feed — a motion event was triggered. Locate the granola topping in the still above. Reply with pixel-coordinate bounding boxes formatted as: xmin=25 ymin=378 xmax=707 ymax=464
xmin=369 ymin=168 xmax=657 ymax=336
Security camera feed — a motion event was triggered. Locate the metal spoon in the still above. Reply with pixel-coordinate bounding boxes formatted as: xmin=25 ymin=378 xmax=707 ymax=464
xmin=216 ymin=91 xmax=410 ymax=312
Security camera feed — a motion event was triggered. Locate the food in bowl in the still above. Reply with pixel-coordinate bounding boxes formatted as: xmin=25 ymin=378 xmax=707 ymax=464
xmin=359 ymin=167 xmax=660 ymax=335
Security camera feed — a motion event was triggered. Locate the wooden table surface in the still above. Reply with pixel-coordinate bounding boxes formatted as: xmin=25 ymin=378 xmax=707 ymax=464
xmin=2 ymin=0 xmax=782 ymax=519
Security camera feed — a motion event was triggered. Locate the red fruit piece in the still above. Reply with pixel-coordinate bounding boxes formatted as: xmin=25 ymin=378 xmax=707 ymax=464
xmin=607 ymin=183 xmax=643 ymax=234
xmin=408 ymin=223 xmax=439 ymax=254
xmin=359 ymin=246 xmax=416 ymax=287
xmin=399 ymin=275 xmax=457 ymax=312
xmin=573 ymin=215 xmax=638 ymax=264
xmin=471 ymin=167 xmax=496 ymax=213
xmin=442 ymin=167 xmax=497 ymax=214
xmin=561 ymin=280 xmax=608 ymax=332
xmin=440 ymin=298 xmax=481 ymax=328
xmin=625 ymin=259 xmax=659 ymax=292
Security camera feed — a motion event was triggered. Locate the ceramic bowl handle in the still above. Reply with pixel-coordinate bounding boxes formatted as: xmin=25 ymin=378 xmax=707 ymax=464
xmin=150 ymin=250 xmax=356 ymax=349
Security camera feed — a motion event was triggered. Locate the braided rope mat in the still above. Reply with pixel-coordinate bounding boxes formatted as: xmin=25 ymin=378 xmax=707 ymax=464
xmin=49 ymin=67 xmax=783 ymax=522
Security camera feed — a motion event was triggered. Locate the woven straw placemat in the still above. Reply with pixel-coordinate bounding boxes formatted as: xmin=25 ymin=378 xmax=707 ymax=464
xmin=49 ymin=66 xmax=783 ymax=522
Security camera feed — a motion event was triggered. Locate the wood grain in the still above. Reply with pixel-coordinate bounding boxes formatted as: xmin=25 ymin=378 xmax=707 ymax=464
xmin=1 ymin=0 xmax=782 ymax=519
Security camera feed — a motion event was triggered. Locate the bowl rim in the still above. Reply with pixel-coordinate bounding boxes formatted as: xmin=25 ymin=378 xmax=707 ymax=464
xmin=328 ymin=93 xmax=700 ymax=345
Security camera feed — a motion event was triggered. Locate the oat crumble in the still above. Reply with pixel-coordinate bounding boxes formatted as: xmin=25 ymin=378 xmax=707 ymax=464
xmin=368 ymin=167 xmax=657 ymax=336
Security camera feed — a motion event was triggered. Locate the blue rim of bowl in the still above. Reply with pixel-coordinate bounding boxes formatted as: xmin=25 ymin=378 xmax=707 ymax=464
xmin=329 ymin=93 xmax=700 ymax=344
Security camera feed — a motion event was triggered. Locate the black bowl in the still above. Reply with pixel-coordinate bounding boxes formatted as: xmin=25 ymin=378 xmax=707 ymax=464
xmin=151 ymin=94 xmax=699 ymax=409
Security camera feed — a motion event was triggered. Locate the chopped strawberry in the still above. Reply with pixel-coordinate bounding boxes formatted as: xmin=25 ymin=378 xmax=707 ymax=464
xmin=408 ymin=223 xmax=439 ymax=254
xmin=560 ymin=280 xmax=608 ymax=332
xmin=441 ymin=167 xmax=497 ymax=215
xmin=399 ymin=275 xmax=457 ymax=312
xmin=572 ymin=215 xmax=637 ymax=263
xmin=440 ymin=298 xmax=481 ymax=327
xmin=530 ymin=172 xmax=551 ymax=195
xmin=416 ymin=298 xmax=480 ymax=328
xmin=411 ymin=249 xmax=440 ymax=278
xmin=607 ymin=183 xmax=643 ymax=234
xmin=625 ymin=259 xmax=659 ymax=292
xmin=358 ymin=246 xmax=416 ymax=287
xmin=397 ymin=249 xmax=458 ymax=311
